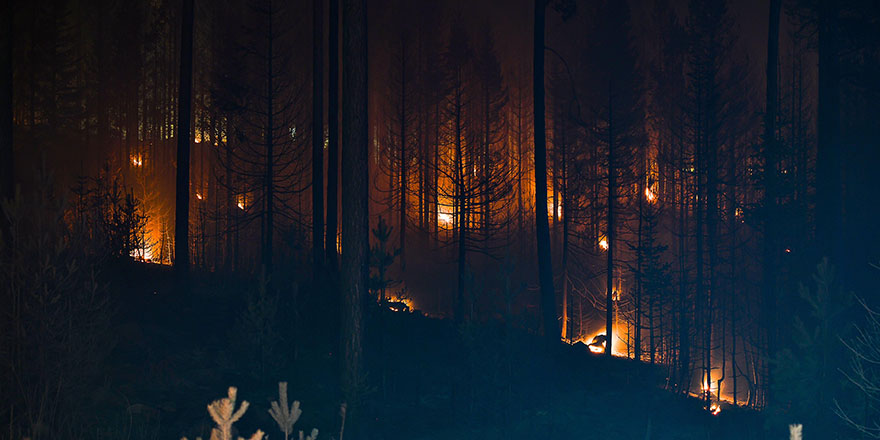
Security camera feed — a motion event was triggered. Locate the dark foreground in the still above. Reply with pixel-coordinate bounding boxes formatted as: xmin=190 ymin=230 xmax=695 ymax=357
xmin=93 ymin=262 xmax=764 ymax=440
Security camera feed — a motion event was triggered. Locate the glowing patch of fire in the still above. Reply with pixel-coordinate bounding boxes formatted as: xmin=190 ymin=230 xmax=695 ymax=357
xmin=437 ymin=206 xmax=453 ymax=226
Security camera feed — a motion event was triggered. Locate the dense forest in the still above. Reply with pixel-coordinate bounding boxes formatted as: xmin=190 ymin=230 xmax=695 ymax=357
xmin=1 ymin=0 xmax=880 ymax=439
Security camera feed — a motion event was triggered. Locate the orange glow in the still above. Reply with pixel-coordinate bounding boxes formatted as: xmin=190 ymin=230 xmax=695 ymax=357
xmin=573 ymin=327 xmax=627 ymax=357
xmin=547 ymin=201 xmax=561 ymax=220
xmin=384 ymin=292 xmax=416 ymax=313
xmin=130 ymin=246 xmax=153 ymax=262
xmin=645 ymin=187 xmax=656 ymax=202
xmin=129 ymin=219 xmax=171 ymax=265
xmin=437 ymin=202 xmax=454 ymax=227
xmin=237 ymin=194 xmax=246 ymax=210
xmin=196 ymin=193 xmax=203 ymax=201
xmin=131 ymin=155 xmax=143 ymax=167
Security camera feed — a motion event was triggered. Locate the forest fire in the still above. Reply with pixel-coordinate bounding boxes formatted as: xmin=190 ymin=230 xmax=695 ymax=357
xmin=4 ymin=0 xmax=877 ymax=436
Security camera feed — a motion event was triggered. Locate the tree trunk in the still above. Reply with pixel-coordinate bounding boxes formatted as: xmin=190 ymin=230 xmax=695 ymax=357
xmin=533 ymin=0 xmax=558 ymax=343
xmin=0 ymin=0 xmax=12 ymax=208
xmin=174 ymin=0 xmax=194 ymax=276
xmin=264 ymin=0 xmax=275 ymax=275
xmin=326 ymin=0 xmax=339 ymax=271
xmin=605 ymin=89 xmax=615 ymax=357
xmin=761 ymin=0 xmax=781 ymax=407
xmin=312 ymin=0 xmax=325 ymax=273
xmin=340 ymin=0 xmax=367 ymax=405
xmin=398 ymin=37 xmax=407 ymax=272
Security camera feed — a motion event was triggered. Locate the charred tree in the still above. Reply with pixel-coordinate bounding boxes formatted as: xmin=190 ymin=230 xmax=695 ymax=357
xmin=175 ymin=0 xmax=194 ymax=275
xmin=0 ymin=0 xmax=11 ymax=221
xmin=534 ymin=0 xmax=558 ymax=343
xmin=761 ymin=0 xmax=781 ymax=405
xmin=312 ymin=0 xmax=324 ymax=272
xmin=326 ymin=0 xmax=339 ymax=270
xmin=340 ymin=0 xmax=367 ymax=405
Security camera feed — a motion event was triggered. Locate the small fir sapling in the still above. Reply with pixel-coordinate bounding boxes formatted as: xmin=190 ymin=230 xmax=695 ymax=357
xmin=268 ymin=381 xmax=302 ymax=440
xmin=181 ymin=387 xmax=264 ymax=440
xmin=183 ymin=384 xmax=324 ymax=440
xmin=789 ymin=423 xmax=802 ymax=440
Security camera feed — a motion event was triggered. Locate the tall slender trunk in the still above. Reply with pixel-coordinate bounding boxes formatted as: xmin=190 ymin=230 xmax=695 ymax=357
xmin=560 ymin=127 xmax=569 ymax=342
xmin=264 ymin=1 xmax=275 ymax=275
xmin=761 ymin=0 xmax=781 ymax=407
xmin=398 ymin=37 xmax=407 ymax=271
xmin=534 ymin=0 xmax=557 ymax=343
xmin=312 ymin=0 xmax=325 ymax=272
xmin=729 ymin=150 xmax=739 ymax=405
xmin=326 ymin=0 xmax=339 ymax=270
xmin=677 ymin=125 xmax=691 ymax=393
xmin=454 ymin=78 xmax=466 ymax=321
xmin=174 ymin=0 xmax=194 ymax=275
xmin=0 ymin=0 xmax=12 ymax=211
xmin=605 ymin=88 xmax=615 ymax=357
xmin=340 ymin=0 xmax=367 ymax=404
xmin=635 ymin=148 xmax=644 ymax=361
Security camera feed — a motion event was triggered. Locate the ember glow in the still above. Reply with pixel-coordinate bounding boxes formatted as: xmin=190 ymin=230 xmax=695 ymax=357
xmin=437 ymin=206 xmax=453 ymax=227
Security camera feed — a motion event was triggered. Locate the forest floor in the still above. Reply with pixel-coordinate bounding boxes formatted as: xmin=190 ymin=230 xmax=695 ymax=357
xmin=93 ymin=262 xmax=769 ymax=440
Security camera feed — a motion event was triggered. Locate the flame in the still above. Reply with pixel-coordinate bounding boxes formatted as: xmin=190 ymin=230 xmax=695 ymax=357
xmin=645 ymin=187 xmax=656 ymax=202
xmin=237 ymin=194 xmax=246 ymax=210
xmin=575 ymin=328 xmax=627 ymax=357
xmin=709 ymin=402 xmax=721 ymax=415
xmin=130 ymin=246 xmax=153 ymax=262
xmin=547 ymin=201 xmax=561 ymax=220
xmin=437 ymin=204 xmax=453 ymax=227
xmin=131 ymin=155 xmax=143 ymax=167
xmin=599 ymin=236 xmax=609 ymax=251
xmin=384 ymin=292 xmax=416 ymax=313
xmin=196 ymin=193 xmax=203 ymax=201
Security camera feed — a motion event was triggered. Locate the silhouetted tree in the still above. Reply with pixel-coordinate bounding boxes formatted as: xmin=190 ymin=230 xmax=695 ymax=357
xmin=340 ymin=0 xmax=367 ymax=407
xmin=0 ymin=0 xmax=11 ymax=241
xmin=174 ymin=0 xmax=194 ymax=274
xmin=326 ymin=0 xmax=339 ymax=270
xmin=534 ymin=0 xmax=558 ymax=343
xmin=312 ymin=0 xmax=324 ymax=272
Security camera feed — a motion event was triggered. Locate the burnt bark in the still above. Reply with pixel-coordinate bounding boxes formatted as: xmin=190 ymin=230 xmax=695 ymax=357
xmin=326 ymin=0 xmax=339 ymax=270
xmin=534 ymin=0 xmax=558 ymax=344
xmin=341 ymin=0 xmax=367 ymax=404
xmin=312 ymin=0 xmax=325 ymax=272
xmin=174 ymin=0 xmax=194 ymax=275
